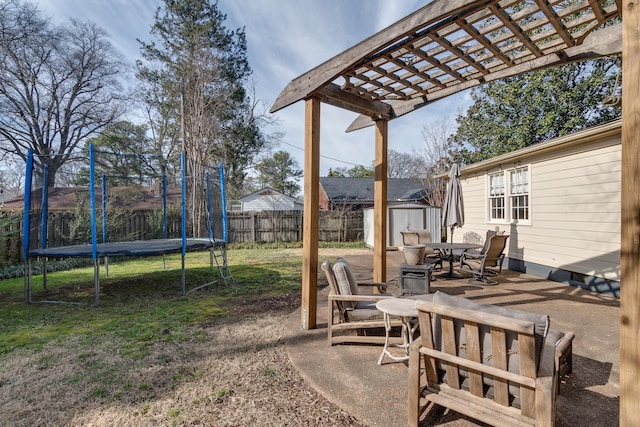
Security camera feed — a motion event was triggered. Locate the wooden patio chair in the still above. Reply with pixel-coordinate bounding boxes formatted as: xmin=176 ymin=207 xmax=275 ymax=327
xmin=322 ymin=258 xmax=402 ymax=346
xmin=400 ymin=230 xmax=443 ymax=271
xmin=460 ymin=234 xmax=509 ymax=285
xmin=408 ymin=292 xmax=557 ymax=427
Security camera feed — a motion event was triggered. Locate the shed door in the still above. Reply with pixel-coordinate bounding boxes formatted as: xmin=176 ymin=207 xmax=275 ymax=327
xmin=389 ymin=209 xmax=425 ymax=247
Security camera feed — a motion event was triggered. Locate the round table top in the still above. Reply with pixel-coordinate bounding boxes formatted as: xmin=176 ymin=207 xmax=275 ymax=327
xmin=376 ymin=298 xmax=420 ymax=317
xmin=425 ymin=242 xmax=483 ymax=250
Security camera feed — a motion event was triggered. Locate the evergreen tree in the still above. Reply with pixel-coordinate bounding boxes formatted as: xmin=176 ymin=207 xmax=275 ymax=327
xmin=77 ymin=121 xmax=163 ymax=186
xmin=451 ymin=59 xmax=621 ymax=164
xmin=256 ymin=151 xmax=302 ymax=197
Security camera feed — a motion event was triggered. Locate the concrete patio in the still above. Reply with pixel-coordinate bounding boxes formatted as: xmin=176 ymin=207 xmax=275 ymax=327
xmin=284 ymin=249 xmax=620 ymax=426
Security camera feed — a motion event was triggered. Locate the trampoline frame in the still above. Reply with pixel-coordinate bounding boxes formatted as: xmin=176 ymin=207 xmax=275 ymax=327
xmin=22 ymin=145 xmax=234 ymax=306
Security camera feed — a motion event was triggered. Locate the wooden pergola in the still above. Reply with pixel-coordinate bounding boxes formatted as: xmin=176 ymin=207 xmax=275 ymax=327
xmin=271 ymin=0 xmax=638 ymax=422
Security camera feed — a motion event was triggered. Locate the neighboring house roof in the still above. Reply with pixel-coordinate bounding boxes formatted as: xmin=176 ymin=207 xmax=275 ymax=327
xmin=320 ymin=177 xmax=427 ymax=203
xmin=0 ymin=186 xmax=182 ymax=211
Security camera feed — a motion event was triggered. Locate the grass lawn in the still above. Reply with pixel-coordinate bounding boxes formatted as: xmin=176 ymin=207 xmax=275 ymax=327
xmin=0 ymin=245 xmax=364 ymax=426
xmin=0 ymin=248 xmax=302 ymax=355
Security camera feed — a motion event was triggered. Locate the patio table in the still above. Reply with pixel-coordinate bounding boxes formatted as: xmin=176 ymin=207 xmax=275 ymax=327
xmin=425 ymin=242 xmax=483 ymax=279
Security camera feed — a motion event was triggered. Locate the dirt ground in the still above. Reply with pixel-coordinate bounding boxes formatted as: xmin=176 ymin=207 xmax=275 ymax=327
xmin=0 ymin=292 xmax=366 ymax=427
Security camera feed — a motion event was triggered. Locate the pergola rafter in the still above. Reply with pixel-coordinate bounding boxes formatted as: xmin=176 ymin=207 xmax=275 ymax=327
xmin=272 ymin=0 xmax=622 ymax=126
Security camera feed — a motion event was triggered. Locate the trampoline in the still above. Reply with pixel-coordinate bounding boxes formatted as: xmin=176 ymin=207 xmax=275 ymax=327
xmin=22 ymin=145 xmax=235 ymax=306
xmin=29 ymin=238 xmax=226 ymax=259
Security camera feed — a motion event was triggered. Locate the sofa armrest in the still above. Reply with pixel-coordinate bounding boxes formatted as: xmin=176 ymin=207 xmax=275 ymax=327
xmin=554 ymin=331 xmax=575 ymax=359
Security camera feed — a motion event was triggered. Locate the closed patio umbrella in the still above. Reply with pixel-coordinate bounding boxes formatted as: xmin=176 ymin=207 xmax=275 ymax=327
xmin=442 ymin=163 xmax=464 ymax=243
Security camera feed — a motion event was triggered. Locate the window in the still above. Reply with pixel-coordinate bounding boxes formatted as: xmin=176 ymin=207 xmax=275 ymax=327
xmin=487 ymin=166 xmax=530 ymax=224
xmin=510 ymin=167 xmax=529 ymax=221
xmin=488 ymin=173 xmax=505 ymax=220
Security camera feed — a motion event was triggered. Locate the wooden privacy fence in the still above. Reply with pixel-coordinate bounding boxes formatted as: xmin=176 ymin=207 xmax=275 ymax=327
xmin=226 ymin=210 xmax=363 ymax=243
xmin=0 ymin=210 xmax=364 ymax=266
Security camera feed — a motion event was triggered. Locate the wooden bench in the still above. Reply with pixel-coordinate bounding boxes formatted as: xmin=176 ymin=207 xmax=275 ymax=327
xmin=408 ymin=292 xmax=558 ymax=426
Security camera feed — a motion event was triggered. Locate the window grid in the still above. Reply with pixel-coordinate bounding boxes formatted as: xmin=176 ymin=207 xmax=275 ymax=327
xmin=487 ymin=166 xmax=530 ymax=223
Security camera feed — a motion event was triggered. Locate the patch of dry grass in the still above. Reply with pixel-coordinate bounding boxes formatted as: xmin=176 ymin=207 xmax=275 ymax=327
xmin=0 ymin=247 xmax=368 ymax=426
xmin=0 ymin=295 xmax=363 ymax=426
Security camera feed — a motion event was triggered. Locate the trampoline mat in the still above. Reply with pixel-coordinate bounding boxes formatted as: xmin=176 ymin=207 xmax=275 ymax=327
xmin=29 ymin=238 xmax=226 ymax=259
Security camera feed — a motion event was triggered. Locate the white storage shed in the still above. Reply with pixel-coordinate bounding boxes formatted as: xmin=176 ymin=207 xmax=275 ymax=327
xmin=364 ymin=203 xmax=441 ymax=248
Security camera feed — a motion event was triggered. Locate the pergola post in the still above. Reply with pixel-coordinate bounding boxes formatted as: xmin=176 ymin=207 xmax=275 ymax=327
xmin=301 ymin=97 xmax=321 ymax=330
xmin=620 ymin=2 xmax=640 ymax=423
xmin=373 ymin=119 xmax=388 ymax=284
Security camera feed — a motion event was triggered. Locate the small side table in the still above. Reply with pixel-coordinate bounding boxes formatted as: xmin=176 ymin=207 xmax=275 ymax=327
xmin=375 ymin=298 xmax=419 ymax=365
xmin=399 ymin=263 xmax=431 ymax=295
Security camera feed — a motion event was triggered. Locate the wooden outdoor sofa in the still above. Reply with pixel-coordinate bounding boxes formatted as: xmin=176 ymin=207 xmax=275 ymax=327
xmin=409 ymin=292 xmax=573 ymax=427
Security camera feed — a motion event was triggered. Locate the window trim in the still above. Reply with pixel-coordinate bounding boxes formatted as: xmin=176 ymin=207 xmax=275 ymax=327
xmin=486 ymin=165 xmax=531 ymax=225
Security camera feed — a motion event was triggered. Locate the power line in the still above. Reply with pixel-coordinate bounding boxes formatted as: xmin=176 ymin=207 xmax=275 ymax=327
xmin=272 ymin=136 xmax=367 ymax=167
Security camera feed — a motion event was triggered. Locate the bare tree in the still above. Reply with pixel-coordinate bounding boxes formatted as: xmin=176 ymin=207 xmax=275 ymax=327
xmin=0 ymin=0 xmax=128 ymax=187
xmin=387 ymin=149 xmax=423 ymax=178
xmin=414 ymin=116 xmax=457 ymax=207
xmin=0 ymin=153 xmax=24 ymax=195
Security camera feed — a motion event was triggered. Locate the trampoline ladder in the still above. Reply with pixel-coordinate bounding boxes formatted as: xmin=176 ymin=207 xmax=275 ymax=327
xmin=212 ymin=245 xmax=236 ymax=286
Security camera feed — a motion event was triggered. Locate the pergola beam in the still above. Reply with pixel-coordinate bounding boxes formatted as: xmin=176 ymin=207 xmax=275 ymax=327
xmin=314 ymin=83 xmax=394 ymax=119
xmin=346 ymin=23 xmax=622 ymax=132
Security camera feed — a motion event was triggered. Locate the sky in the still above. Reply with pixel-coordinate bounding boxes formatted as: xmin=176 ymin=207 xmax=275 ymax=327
xmin=32 ymin=0 xmax=473 ymax=182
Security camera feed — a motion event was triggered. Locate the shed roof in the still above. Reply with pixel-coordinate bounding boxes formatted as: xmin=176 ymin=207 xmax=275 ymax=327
xmin=272 ymin=0 xmax=621 ymax=132
xmin=320 ymin=177 xmax=428 ymax=202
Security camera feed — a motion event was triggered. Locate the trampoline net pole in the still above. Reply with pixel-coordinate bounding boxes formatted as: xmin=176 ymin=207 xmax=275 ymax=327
xmin=22 ymin=151 xmax=33 ymax=303
xmin=181 ymin=151 xmax=186 ymax=295
xmin=40 ymin=164 xmax=49 ymax=290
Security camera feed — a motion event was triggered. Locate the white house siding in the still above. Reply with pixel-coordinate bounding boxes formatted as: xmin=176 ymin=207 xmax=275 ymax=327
xmin=241 ymin=192 xmax=302 ymax=212
xmin=457 ymin=123 xmax=621 ymax=295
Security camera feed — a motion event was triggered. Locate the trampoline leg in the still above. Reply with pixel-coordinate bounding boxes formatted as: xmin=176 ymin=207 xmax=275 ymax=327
xmin=43 ymin=257 xmax=48 ymax=290
xmin=181 ymin=255 xmax=186 ymax=295
xmin=94 ymin=259 xmax=100 ymax=306
xmin=104 ymin=256 xmax=109 ymax=277
xmin=24 ymin=260 xmax=31 ymax=303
